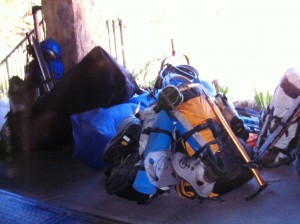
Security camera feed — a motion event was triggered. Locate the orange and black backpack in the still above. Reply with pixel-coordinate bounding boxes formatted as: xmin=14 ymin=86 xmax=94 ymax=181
xmin=165 ymin=84 xmax=254 ymax=198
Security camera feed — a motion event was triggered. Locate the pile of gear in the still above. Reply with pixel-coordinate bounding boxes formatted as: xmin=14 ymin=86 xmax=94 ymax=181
xmin=101 ymin=64 xmax=255 ymax=204
xmin=99 ymin=63 xmax=300 ymax=204
xmin=2 ymin=40 xmax=300 ymax=205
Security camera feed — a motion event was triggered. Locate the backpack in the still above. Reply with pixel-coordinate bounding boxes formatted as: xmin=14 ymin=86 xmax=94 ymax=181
xmin=164 ymin=84 xmax=253 ymax=196
xmin=256 ymin=68 xmax=300 ymax=167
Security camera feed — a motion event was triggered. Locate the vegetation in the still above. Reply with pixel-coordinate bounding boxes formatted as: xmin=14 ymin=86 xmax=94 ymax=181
xmin=253 ymin=88 xmax=272 ymax=111
xmin=212 ymin=79 xmax=229 ymax=96
xmin=218 ymin=84 xmax=229 ymax=96
xmin=131 ymin=57 xmax=162 ymax=89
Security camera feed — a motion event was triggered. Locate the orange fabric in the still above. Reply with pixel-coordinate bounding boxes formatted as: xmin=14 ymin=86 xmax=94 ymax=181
xmin=177 ymin=95 xmax=221 ymax=155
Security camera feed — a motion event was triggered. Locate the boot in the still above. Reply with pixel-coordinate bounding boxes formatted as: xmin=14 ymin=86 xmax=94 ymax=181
xmin=261 ymin=147 xmax=295 ymax=168
xmin=103 ymin=115 xmax=141 ymax=165
xmin=172 ymin=152 xmax=218 ymax=198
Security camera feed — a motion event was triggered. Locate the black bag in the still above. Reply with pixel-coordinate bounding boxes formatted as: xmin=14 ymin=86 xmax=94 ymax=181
xmin=212 ymin=133 xmax=254 ymax=195
xmin=28 ymin=46 xmax=141 ymax=150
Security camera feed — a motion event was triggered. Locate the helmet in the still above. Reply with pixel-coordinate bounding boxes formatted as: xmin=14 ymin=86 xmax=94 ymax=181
xmin=40 ymin=38 xmax=64 ymax=80
xmin=161 ymin=64 xmax=199 ymax=80
xmin=161 ymin=64 xmax=199 ymax=88
xmin=40 ymin=38 xmax=62 ymax=59
xmin=47 ymin=60 xmax=64 ymax=80
xmin=162 ymin=73 xmax=193 ymax=87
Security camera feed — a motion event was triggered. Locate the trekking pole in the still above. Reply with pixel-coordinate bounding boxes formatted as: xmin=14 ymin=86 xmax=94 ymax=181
xmin=202 ymin=90 xmax=269 ymax=200
xmin=26 ymin=33 xmax=53 ymax=93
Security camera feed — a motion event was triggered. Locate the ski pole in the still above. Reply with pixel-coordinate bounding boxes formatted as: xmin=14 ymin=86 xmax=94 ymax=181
xmin=202 ymin=90 xmax=269 ymax=200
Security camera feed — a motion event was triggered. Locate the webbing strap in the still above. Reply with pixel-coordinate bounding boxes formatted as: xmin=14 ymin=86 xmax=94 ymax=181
xmin=192 ymin=140 xmax=218 ymax=159
xmin=280 ymin=75 xmax=300 ymax=99
xmin=182 ymin=123 xmax=209 ymax=141
xmin=142 ymin=127 xmax=173 ymax=139
xmin=269 ymin=116 xmax=282 ymax=133
xmin=270 ymin=115 xmax=300 ymax=136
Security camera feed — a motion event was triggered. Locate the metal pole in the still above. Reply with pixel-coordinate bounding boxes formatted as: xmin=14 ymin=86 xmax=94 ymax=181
xmin=119 ymin=19 xmax=126 ymax=68
xmin=112 ymin=20 xmax=118 ymax=60
xmin=32 ymin=5 xmax=42 ymax=43
xmin=106 ymin=20 xmax=112 ymax=55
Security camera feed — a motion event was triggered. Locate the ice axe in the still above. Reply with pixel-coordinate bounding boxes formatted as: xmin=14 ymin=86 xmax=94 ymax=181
xmin=154 ymin=39 xmax=190 ymax=89
xmin=202 ymin=90 xmax=270 ymax=200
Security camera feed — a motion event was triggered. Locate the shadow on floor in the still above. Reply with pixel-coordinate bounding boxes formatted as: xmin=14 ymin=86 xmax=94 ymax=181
xmin=0 ymin=142 xmax=300 ymax=224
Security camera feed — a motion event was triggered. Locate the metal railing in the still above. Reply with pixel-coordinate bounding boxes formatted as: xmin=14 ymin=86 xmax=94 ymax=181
xmin=0 ymin=18 xmax=124 ymax=98
xmin=0 ymin=29 xmax=35 ymax=97
xmin=0 ymin=5 xmax=44 ymax=98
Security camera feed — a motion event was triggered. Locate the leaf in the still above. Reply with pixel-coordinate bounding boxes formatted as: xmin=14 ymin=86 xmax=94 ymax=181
xmin=253 ymin=88 xmax=273 ymax=111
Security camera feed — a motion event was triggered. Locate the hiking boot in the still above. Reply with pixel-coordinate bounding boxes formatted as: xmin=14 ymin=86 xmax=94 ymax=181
xmin=171 ymin=152 xmax=218 ymax=198
xmin=104 ymin=115 xmax=142 ymax=165
xmin=261 ymin=147 xmax=295 ymax=168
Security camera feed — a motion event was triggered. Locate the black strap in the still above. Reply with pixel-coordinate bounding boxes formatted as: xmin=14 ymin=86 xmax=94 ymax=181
xmin=280 ymin=75 xmax=300 ymax=99
xmin=142 ymin=127 xmax=173 ymax=139
xmin=192 ymin=140 xmax=219 ymax=159
xmin=276 ymin=148 xmax=293 ymax=158
xmin=165 ymin=63 xmax=196 ymax=80
xmin=270 ymin=115 xmax=300 ymax=137
xmin=181 ymin=123 xmax=209 ymax=141
xmin=263 ymin=107 xmax=275 ymax=135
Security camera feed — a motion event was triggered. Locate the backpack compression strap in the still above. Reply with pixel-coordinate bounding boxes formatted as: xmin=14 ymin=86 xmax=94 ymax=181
xmin=142 ymin=127 xmax=173 ymax=140
xmin=181 ymin=123 xmax=209 ymax=141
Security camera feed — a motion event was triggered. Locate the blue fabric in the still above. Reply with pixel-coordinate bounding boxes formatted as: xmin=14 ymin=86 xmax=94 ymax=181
xmin=71 ymin=91 xmax=157 ymax=170
xmin=47 ymin=60 xmax=64 ymax=80
xmin=127 ymin=91 xmax=159 ymax=108
xmin=71 ymin=103 xmax=138 ymax=170
xmin=40 ymin=38 xmax=62 ymax=57
xmin=133 ymin=110 xmax=174 ymax=195
xmin=144 ymin=110 xmax=173 ymax=155
xmin=201 ymin=80 xmax=216 ymax=96
xmin=132 ymin=169 xmax=157 ymax=195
